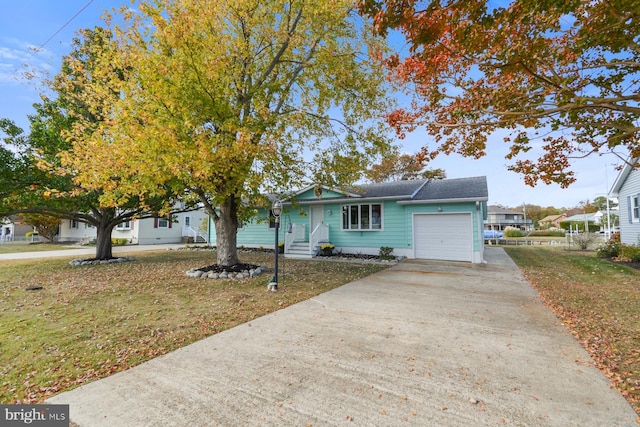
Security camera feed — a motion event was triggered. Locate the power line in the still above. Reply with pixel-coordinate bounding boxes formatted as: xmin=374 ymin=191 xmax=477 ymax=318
xmin=36 ymin=0 xmax=96 ymax=52
xmin=1 ymin=0 xmax=96 ymax=86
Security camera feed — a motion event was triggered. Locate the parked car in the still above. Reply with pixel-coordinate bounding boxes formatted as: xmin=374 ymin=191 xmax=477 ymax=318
xmin=484 ymin=230 xmax=503 ymax=238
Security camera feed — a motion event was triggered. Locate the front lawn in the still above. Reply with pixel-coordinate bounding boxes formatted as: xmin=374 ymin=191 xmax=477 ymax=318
xmin=505 ymin=246 xmax=640 ymax=415
xmin=0 ymin=243 xmax=77 ymax=254
xmin=0 ymin=250 xmax=388 ymax=403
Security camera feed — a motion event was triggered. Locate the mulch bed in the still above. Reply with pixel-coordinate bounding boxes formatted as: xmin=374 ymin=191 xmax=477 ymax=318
xmin=193 ymin=263 xmax=260 ymax=273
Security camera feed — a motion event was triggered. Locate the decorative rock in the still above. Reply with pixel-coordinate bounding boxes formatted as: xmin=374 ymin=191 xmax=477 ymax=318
xmin=69 ymin=257 xmax=136 ymax=266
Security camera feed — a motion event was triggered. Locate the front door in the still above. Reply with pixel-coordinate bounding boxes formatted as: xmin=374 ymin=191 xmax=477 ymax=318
xmin=310 ymin=205 xmax=324 ymax=235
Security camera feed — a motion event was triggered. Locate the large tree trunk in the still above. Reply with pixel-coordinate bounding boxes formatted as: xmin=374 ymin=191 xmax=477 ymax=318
xmin=213 ymin=196 xmax=239 ymax=266
xmin=94 ymin=209 xmax=115 ymax=259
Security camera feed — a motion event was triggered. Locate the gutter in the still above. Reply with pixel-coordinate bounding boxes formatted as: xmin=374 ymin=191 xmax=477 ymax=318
xmin=397 ymin=197 xmax=489 ymax=205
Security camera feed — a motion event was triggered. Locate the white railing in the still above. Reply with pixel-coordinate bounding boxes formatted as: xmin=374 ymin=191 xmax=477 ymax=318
xmin=182 ymin=226 xmax=208 ymax=243
xmin=310 ymin=223 xmax=329 ymax=255
xmin=285 ymin=223 xmax=305 ymax=253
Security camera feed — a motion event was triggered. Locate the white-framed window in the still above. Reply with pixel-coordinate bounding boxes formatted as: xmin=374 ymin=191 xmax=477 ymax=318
xmin=633 ymin=195 xmax=640 ymax=222
xmin=157 ymin=218 xmax=170 ymax=228
xmin=70 ymin=219 xmax=79 ymax=229
xmin=341 ymin=203 xmax=382 ymax=230
xmin=116 ymin=220 xmax=132 ymax=230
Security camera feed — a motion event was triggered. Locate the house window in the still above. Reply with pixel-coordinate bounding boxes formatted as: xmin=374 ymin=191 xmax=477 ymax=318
xmin=633 ymin=195 xmax=640 ymax=222
xmin=342 ymin=204 xmax=382 ymax=230
xmin=70 ymin=219 xmax=79 ymax=229
xmin=154 ymin=217 xmax=172 ymax=229
xmin=116 ymin=220 xmax=131 ymax=230
xmin=184 ymin=216 xmax=191 ymax=227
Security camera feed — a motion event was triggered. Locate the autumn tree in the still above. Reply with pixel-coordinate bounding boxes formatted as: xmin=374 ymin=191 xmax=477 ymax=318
xmin=20 ymin=214 xmax=60 ymax=242
xmin=66 ymin=0 xmax=392 ymax=266
xmin=359 ymin=0 xmax=640 ymax=187
xmin=366 ymin=150 xmax=445 ymax=183
xmin=0 ymin=28 xmax=193 ymax=259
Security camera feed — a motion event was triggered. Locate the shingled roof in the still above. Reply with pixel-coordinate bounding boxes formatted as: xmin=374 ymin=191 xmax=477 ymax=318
xmin=411 ymin=176 xmax=488 ymax=202
xmin=289 ymin=176 xmax=488 ymax=203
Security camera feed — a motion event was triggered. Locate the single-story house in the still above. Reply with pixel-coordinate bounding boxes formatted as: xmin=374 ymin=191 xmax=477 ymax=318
xmin=58 ymin=209 xmax=210 ymax=245
xmin=610 ymin=159 xmax=640 ymax=244
xmin=209 ymin=176 xmax=489 ymax=263
xmin=538 ymin=214 xmax=567 ymax=229
xmin=1 ymin=216 xmax=35 ymax=242
xmin=563 ymin=212 xmax=601 ymax=230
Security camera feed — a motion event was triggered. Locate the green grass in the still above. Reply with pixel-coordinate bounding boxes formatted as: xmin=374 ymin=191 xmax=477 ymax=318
xmin=505 ymin=246 xmax=640 ymax=414
xmin=0 ymin=250 xmax=388 ymax=403
xmin=0 ymin=243 xmax=78 ymax=254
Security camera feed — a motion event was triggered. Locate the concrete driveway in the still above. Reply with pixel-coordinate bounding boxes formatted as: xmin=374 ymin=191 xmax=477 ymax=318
xmin=48 ymin=247 xmax=637 ymax=426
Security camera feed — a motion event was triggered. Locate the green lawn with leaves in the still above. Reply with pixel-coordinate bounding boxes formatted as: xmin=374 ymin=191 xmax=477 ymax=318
xmin=505 ymin=246 xmax=640 ymax=415
xmin=0 ymin=250 xmax=388 ymax=404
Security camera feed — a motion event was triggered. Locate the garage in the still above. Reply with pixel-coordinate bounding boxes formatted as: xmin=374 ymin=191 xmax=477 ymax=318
xmin=413 ymin=213 xmax=473 ymax=262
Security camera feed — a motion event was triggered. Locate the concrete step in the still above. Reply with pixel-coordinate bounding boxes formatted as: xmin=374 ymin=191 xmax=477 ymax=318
xmin=285 ymin=242 xmax=313 ymax=259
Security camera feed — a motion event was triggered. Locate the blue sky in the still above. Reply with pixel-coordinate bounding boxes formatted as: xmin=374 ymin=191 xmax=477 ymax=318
xmin=0 ymin=0 xmax=623 ymax=209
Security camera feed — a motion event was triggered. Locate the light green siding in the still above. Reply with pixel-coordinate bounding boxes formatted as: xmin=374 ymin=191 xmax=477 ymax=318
xmin=296 ymin=187 xmax=346 ymax=200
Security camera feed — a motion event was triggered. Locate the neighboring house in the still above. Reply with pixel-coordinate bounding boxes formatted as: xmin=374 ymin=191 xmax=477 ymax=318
xmin=610 ymin=159 xmax=640 ymax=244
xmin=484 ymin=206 xmax=533 ymax=231
xmin=58 ymin=209 xmax=210 ymax=244
xmin=538 ymin=214 xmax=568 ymax=229
xmin=562 ymin=212 xmax=600 ymax=231
xmin=1 ymin=216 xmax=35 ymax=242
xmin=209 ymin=177 xmax=489 ymax=263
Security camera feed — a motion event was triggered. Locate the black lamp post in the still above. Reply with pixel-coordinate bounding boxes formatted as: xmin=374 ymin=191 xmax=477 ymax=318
xmin=270 ymin=200 xmax=283 ymax=291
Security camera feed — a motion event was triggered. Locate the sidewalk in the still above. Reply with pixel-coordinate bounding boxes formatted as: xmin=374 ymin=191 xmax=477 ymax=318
xmin=47 ymin=248 xmax=637 ymax=426
xmin=0 ymin=244 xmax=185 ymax=261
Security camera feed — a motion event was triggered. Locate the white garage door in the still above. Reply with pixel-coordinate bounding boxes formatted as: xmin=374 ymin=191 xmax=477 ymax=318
xmin=414 ymin=213 xmax=473 ymax=262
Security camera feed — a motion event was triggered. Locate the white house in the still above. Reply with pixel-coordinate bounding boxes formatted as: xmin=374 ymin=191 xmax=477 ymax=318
xmin=610 ymin=159 xmax=640 ymax=244
xmin=1 ymin=216 xmax=35 ymax=242
xmin=58 ymin=209 xmax=209 ymax=245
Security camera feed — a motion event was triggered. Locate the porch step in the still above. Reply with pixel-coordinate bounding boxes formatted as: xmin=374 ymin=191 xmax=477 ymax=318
xmin=285 ymin=241 xmax=314 ymax=259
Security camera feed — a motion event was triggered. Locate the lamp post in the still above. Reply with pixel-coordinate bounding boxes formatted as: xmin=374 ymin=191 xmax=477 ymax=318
xmin=269 ymin=200 xmax=283 ymax=291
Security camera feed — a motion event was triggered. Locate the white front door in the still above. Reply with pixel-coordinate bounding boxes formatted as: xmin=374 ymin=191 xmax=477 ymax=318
xmin=310 ymin=205 xmax=324 ymax=235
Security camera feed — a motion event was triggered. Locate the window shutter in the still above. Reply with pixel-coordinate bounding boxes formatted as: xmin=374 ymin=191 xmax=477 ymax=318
xmin=169 ymin=217 xmax=172 ymax=228
xmin=628 ymin=196 xmax=633 ymax=224
xmin=154 ymin=218 xmax=158 ymax=228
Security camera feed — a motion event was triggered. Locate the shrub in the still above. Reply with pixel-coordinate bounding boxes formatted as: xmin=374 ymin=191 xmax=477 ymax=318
xmin=503 ymin=227 xmax=523 ymax=237
xmin=571 ymin=232 xmax=597 ymax=250
xmin=320 ymin=243 xmax=335 ymax=250
xmin=619 ymin=244 xmax=640 ymax=263
xmin=379 ymin=246 xmax=394 ymax=260
xmin=111 ymin=238 xmax=128 ymax=245
xmin=528 ymin=229 xmax=565 ymax=237
xmin=596 ymin=239 xmax=621 ymax=258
